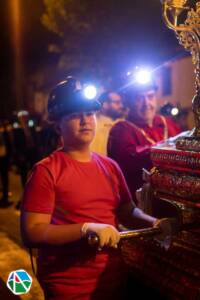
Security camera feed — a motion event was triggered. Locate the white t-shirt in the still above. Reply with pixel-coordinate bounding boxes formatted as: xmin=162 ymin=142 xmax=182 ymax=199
xmin=90 ymin=114 xmax=122 ymax=155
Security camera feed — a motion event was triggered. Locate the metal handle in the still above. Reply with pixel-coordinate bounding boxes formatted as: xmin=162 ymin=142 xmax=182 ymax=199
xmin=87 ymin=227 xmax=162 ymax=247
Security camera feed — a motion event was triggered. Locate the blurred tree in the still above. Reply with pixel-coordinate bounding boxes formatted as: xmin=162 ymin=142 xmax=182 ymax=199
xmin=42 ymin=0 xmax=179 ymax=81
xmin=42 ymin=0 xmax=140 ymax=78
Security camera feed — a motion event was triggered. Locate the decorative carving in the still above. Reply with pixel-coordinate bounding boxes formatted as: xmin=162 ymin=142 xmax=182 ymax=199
xmin=122 ymin=4 xmax=200 ymax=295
xmin=162 ymin=1 xmax=200 ymax=145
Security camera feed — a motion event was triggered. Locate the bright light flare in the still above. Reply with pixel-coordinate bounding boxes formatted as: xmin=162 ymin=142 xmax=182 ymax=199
xmin=135 ymin=69 xmax=152 ymax=85
xmin=17 ymin=110 xmax=29 ymax=117
xmin=13 ymin=122 xmax=19 ymax=129
xmin=171 ymin=107 xmax=179 ymax=116
xmin=83 ymin=85 xmax=97 ymax=100
xmin=28 ymin=120 xmax=34 ymax=127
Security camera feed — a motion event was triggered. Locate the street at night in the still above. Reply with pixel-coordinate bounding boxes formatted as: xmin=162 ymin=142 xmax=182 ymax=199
xmin=0 ymin=171 xmax=43 ymax=299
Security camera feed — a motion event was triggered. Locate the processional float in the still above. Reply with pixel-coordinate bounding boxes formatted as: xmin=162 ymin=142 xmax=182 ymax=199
xmin=120 ymin=1 xmax=200 ymax=298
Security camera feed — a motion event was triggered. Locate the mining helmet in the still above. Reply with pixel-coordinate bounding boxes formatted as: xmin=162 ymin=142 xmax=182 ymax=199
xmin=48 ymin=76 xmax=101 ymax=121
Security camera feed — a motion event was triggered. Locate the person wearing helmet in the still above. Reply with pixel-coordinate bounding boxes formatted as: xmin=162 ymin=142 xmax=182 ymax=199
xmin=107 ymin=81 xmax=181 ymax=204
xmin=20 ymin=77 xmax=171 ymax=300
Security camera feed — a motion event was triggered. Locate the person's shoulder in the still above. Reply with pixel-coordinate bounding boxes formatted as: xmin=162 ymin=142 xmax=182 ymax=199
xmin=155 ymin=114 xmax=174 ymax=125
xmin=37 ymin=149 xmax=60 ymax=165
xmin=112 ymin=120 xmax=128 ymax=127
xmin=163 ymin=115 xmax=177 ymax=125
xmin=154 ymin=114 xmax=170 ymax=127
xmin=96 ymin=114 xmax=114 ymax=126
xmin=93 ymin=152 xmax=121 ymax=172
xmin=157 ymin=114 xmax=180 ymax=129
xmin=155 ymin=114 xmax=181 ymax=136
xmin=110 ymin=120 xmax=131 ymax=132
xmin=164 ymin=116 xmax=181 ymax=134
xmin=93 ymin=152 xmax=116 ymax=164
xmin=28 ymin=149 xmax=72 ymax=185
xmin=35 ymin=149 xmax=66 ymax=173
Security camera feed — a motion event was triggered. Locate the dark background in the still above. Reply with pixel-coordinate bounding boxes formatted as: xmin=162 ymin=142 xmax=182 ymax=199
xmin=0 ymin=0 xmax=186 ymax=116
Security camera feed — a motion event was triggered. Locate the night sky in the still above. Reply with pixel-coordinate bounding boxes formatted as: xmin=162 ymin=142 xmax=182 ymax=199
xmin=0 ymin=0 xmax=184 ymax=116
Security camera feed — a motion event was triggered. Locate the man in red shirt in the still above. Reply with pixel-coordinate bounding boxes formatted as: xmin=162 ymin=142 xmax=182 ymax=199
xmin=108 ymin=82 xmax=181 ymax=203
xmin=21 ymin=77 xmax=170 ymax=300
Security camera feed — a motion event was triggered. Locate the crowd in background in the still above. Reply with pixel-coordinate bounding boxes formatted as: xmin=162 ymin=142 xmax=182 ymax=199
xmin=0 ymin=112 xmax=60 ymax=208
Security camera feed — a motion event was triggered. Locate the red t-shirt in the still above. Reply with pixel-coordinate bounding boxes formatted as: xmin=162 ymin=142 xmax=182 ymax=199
xmin=22 ymin=150 xmax=132 ymax=299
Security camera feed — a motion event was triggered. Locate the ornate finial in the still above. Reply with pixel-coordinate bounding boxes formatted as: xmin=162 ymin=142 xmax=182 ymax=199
xmin=170 ymin=0 xmax=187 ymax=9
xmin=162 ymin=0 xmax=200 ymax=147
xmin=196 ymin=2 xmax=200 ymax=13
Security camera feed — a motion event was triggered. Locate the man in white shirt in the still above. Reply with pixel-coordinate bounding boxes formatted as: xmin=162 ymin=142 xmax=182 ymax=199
xmin=90 ymin=91 xmax=125 ymax=155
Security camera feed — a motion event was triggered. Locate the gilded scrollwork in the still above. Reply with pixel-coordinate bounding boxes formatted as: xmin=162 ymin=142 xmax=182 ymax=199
xmin=163 ymin=1 xmax=200 ymax=140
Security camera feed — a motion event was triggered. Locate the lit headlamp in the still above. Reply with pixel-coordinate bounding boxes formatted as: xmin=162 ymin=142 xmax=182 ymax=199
xmin=160 ymin=102 xmax=179 ymax=116
xmin=83 ymin=85 xmax=97 ymax=100
xmin=127 ymin=67 xmax=152 ymax=85
xmin=47 ymin=77 xmax=100 ymax=121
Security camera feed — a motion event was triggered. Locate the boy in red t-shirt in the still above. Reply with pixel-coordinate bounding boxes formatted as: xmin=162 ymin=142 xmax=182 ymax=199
xmin=21 ymin=77 xmax=169 ymax=300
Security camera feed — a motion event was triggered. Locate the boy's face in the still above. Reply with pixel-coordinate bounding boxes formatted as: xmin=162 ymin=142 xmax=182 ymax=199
xmin=58 ymin=111 xmax=96 ymax=147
